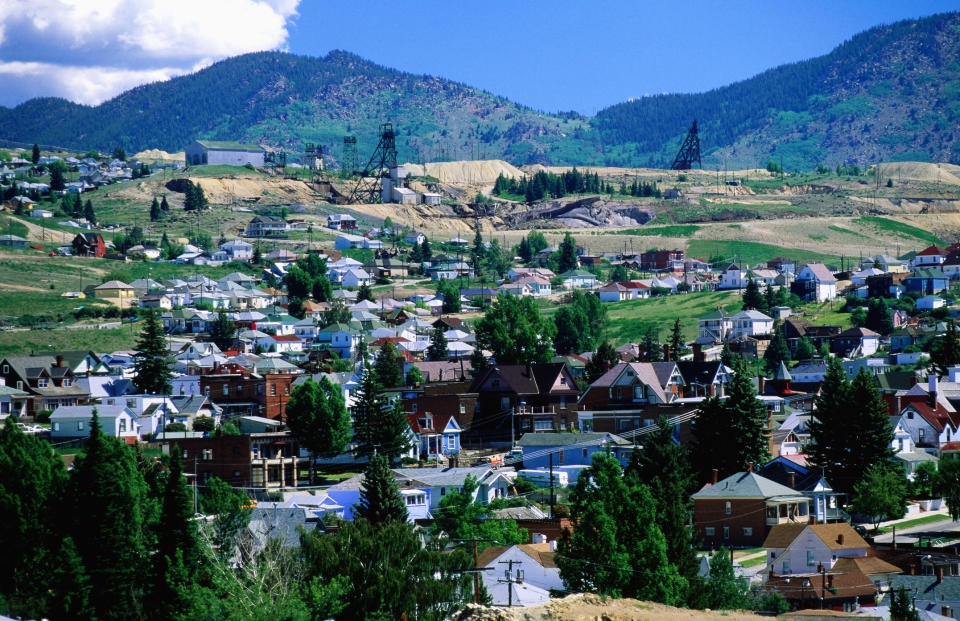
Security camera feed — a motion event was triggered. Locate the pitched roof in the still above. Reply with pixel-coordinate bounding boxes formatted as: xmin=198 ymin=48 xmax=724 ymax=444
xmin=477 ymin=543 xmax=558 ymax=570
xmin=588 ymin=362 xmax=668 ymax=403
xmin=517 ymin=431 xmax=629 ymax=447
xmin=909 ymin=268 xmax=949 ymax=279
xmin=831 ymin=556 xmax=901 ymax=576
xmin=916 ymin=245 xmax=946 ymax=256
xmin=799 ymin=263 xmax=836 ymax=283
xmin=94 ymin=279 xmax=132 ymax=289
xmin=691 ymin=472 xmax=805 ymax=499
xmin=762 ymin=523 xmax=807 ymax=548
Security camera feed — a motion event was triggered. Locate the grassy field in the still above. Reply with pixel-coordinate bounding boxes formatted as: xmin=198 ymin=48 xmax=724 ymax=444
xmin=686 ymin=240 xmax=843 ymax=266
xmin=854 ymin=216 xmax=947 ymax=246
xmin=0 ymin=326 xmax=139 ymax=357
xmin=617 ymin=225 xmax=701 ymax=237
xmin=876 ymin=512 xmax=952 ymax=534
xmin=605 ymin=290 xmax=743 ymax=343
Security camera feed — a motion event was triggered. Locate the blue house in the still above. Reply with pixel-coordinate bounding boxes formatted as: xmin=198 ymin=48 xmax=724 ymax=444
xmin=905 ymin=268 xmax=949 ymax=295
xmin=517 ymin=431 xmax=633 ymax=469
xmin=407 ymin=411 xmax=462 ymax=459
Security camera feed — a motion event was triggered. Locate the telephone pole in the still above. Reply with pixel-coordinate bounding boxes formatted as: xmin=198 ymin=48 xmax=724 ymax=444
xmin=453 ymin=537 xmax=495 ymax=604
xmin=498 ymin=559 xmax=524 ymax=607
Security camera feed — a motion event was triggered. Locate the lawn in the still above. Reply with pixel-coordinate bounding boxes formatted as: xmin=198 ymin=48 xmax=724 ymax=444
xmin=686 ymin=240 xmax=843 ymax=267
xmin=605 ymin=290 xmax=743 ymax=344
xmin=616 ymin=225 xmax=701 ymax=237
xmin=792 ymin=299 xmax=853 ymax=330
xmin=0 ymin=326 xmax=139 ymax=357
xmin=738 ymin=556 xmax=768 ymax=568
xmin=0 ymin=216 xmax=29 ymax=239
xmin=876 ymin=512 xmax=953 ymax=534
xmin=854 ymin=216 xmax=946 ymax=246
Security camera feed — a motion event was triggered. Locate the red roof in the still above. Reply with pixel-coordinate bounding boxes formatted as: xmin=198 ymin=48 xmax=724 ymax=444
xmin=406 ymin=411 xmax=459 ymax=435
xmin=939 ymin=442 xmax=960 ymax=451
xmin=620 ymin=281 xmax=650 ymax=289
xmin=900 ymin=397 xmax=960 ymax=432
xmin=271 ymin=334 xmax=302 ymax=342
xmin=371 ymin=337 xmax=410 ymax=346
xmin=917 ymin=245 xmax=945 ymax=256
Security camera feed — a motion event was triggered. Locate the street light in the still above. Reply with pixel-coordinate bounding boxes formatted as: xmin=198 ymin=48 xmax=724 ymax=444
xmin=818 ymin=563 xmax=826 ymax=609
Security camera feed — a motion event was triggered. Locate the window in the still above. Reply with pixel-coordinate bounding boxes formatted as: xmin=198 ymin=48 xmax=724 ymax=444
xmin=447 ymin=436 xmax=456 ymax=450
xmin=919 ymin=429 xmax=926 ymax=443
xmin=559 ymin=397 xmax=566 ymax=409
xmin=203 ymin=386 xmax=210 ymax=396
xmin=52 ymin=422 xmax=60 ymax=431
xmin=806 ymin=550 xmax=815 ymax=566
xmin=16 ymin=381 xmax=22 ymax=391
xmin=459 ymin=401 xmax=466 ymax=415
xmin=440 ymin=487 xmax=445 ymax=497
xmin=223 ymin=385 xmax=229 ymax=396
xmin=559 ymin=450 xmax=565 ymax=464
xmin=907 ymin=411 xmax=914 ymax=419
xmin=77 ymin=421 xmax=84 ymax=431
xmin=233 ymin=470 xmax=241 ymax=478
xmin=500 ymin=397 xmax=511 ymax=411
xmin=582 ymin=448 xmax=588 ymax=458
xmin=63 ymin=378 xmax=72 ymax=387
xmin=722 ymin=526 xmax=729 ymax=539
xmin=284 ymin=384 xmax=290 ymax=395
xmin=782 ymin=560 xmax=790 ymax=574
xmin=126 ymin=399 xmax=136 ymax=408
xmin=37 ymin=378 xmax=48 ymax=388
xmin=725 ymin=501 xmax=732 ymax=515
xmin=743 ymin=527 xmax=753 ymax=537
xmin=2 ymin=364 xmax=7 ymax=374
xmin=182 ymin=449 xmax=188 ymax=459
xmin=237 ymin=385 xmax=243 ymax=395
xmin=704 ymin=527 xmax=715 ymax=536
xmin=271 ymin=384 xmax=277 ymax=396
xmin=119 ymin=419 xmax=126 ymax=432
xmin=202 ymin=449 xmax=213 ymax=461
xmin=411 ymin=403 xmax=418 ymax=414
xmin=633 ymin=385 xmax=645 ymax=400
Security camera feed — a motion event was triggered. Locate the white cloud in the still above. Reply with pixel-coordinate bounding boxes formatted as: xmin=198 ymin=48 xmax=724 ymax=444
xmin=0 ymin=0 xmax=301 ymax=106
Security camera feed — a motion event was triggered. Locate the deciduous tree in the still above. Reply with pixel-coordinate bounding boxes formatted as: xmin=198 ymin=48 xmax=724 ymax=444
xmin=475 ymin=293 xmax=555 ymax=365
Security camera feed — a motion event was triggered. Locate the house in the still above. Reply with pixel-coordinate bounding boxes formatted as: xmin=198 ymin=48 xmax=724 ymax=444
xmin=640 ymin=249 xmax=684 ymax=271
xmin=765 ymin=570 xmax=878 ymax=610
xmin=698 ymin=308 xmax=733 ymax=343
xmin=0 ymin=383 xmax=29 ymax=419
xmin=890 ymin=575 xmax=960 ymax=620
xmin=792 ymin=264 xmax=837 ymax=302
xmin=758 ymin=456 xmax=846 ymax=524
xmin=783 ymin=319 xmax=841 ymax=356
xmin=93 ymin=280 xmax=135 ymax=300
xmin=905 ymin=268 xmax=950 ymax=295
xmin=220 ymin=239 xmax=254 ymax=261
xmin=895 ymin=377 xmax=960 ymax=450
xmin=763 ymin=522 xmax=873 ymax=576
xmin=597 ymin=282 xmax=632 ymax=302
xmin=0 ymin=234 xmax=27 ymax=247
xmin=517 ymin=431 xmax=633 ymax=469
xmin=676 ymin=360 xmax=732 ymax=398
xmin=327 ymin=214 xmax=357 ymax=230
xmin=72 ymin=232 xmax=106 ymax=257
xmin=478 ymin=543 xmax=562 ymax=607
xmin=559 ymin=269 xmax=597 ymax=289
xmin=319 ymin=323 xmax=362 ymax=358
xmin=691 ymin=470 xmax=811 ymax=548
xmin=719 ymin=264 xmax=747 ymax=290
xmin=768 ymin=258 xmax=797 ymax=274
xmin=185 ymin=140 xmax=265 ymax=167
xmin=514 ymin=275 xmax=552 ymax=297
xmin=163 ymin=431 xmax=304 ymax=488
xmin=469 ymin=363 xmax=580 ymax=443
xmin=29 ymin=208 xmax=53 ymax=218
xmin=729 ymin=310 xmax=774 ymax=339
xmin=406 ymin=411 xmax=462 ymax=459
xmin=200 ymin=371 xmax=296 ymax=421
xmin=913 ymin=245 xmax=947 ymax=268
xmin=49 ymin=405 xmax=140 ymax=443
xmin=917 ymin=296 xmax=946 ymax=310
xmin=831 ymin=327 xmax=881 ymax=357
xmin=404 ymin=232 xmax=427 ymax=245
xmin=245 ymin=215 xmax=288 ymax=238
xmin=390 ymin=466 xmax=513 ymax=508
xmin=341 ymin=268 xmax=371 ymax=288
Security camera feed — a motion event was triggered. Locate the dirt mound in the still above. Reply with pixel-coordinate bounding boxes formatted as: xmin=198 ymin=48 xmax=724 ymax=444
xmin=132 ymin=149 xmax=185 ymax=162
xmin=403 ymin=160 xmax=525 ymax=184
xmin=874 ymin=162 xmax=960 ymax=185
xmin=448 ymin=594 xmax=765 ymax=621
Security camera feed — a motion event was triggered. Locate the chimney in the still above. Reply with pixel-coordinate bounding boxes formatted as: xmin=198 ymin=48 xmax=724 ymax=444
xmin=747 ymin=461 xmax=754 ymax=473
xmin=929 ymin=374 xmax=939 ymax=407
xmin=693 ymin=343 xmax=705 ymax=362
xmin=758 ymin=376 xmax=766 ymax=394
xmin=788 ymin=471 xmax=796 ymax=489
xmin=938 ymin=565 xmax=945 ymax=582
xmin=943 ymin=607 xmax=952 ymax=618
xmin=712 ymin=468 xmax=719 ymax=484
xmin=663 ymin=344 xmax=671 ymax=362
xmin=56 ymin=354 xmax=63 ymax=368
xmin=837 ymin=534 xmax=844 ymax=545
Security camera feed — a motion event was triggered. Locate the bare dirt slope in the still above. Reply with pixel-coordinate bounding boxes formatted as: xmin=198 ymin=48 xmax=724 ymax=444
xmin=448 ymin=594 xmax=765 ymax=621
xmin=874 ymin=161 xmax=960 ymax=185
xmin=10 ymin=215 xmax=73 ymax=244
xmin=132 ymin=149 xmax=186 ymax=162
xmin=403 ymin=160 xmax=525 ymax=184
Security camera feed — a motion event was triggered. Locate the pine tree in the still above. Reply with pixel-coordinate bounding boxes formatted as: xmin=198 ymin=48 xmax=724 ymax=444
xmin=69 ymin=410 xmax=147 ymax=619
xmin=355 ymin=454 xmax=408 ymax=524
xmin=210 ymin=309 xmax=236 ymax=350
xmin=866 ymin=298 xmax=894 ymax=335
xmin=427 ymin=324 xmax=449 ymax=361
xmin=160 ymin=195 xmax=170 ymax=212
xmin=357 ymin=282 xmax=374 ymax=303
xmin=49 ymin=164 xmax=66 ymax=192
xmin=669 ymin=318 xmax=684 ymax=360
xmin=742 ymin=278 xmax=764 ymax=311
xmin=518 ymin=237 xmax=532 ymax=263
xmin=83 ymin=199 xmax=95 ymax=225
xmin=31 ymin=143 xmax=40 ymax=164
xmin=691 ymin=395 xmax=732 ymax=482
xmin=374 ymin=342 xmax=404 ymax=388
xmin=376 ymin=399 xmax=413 ymax=465
xmin=153 ymin=450 xmax=200 ymax=617
xmin=641 ymin=326 xmax=663 ymax=362
xmin=795 ymin=337 xmax=816 ymax=361
xmin=586 ymin=340 xmax=619 ymax=381
xmin=930 ymin=321 xmax=960 ymax=378
xmin=133 ymin=310 xmax=174 ymax=395
xmin=150 ymin=197 xmax=162 ymax=221
xmin=252 ymin=244 xmax=262 ymax=265
xmin=764 ymin=322 xmax=791 ymax=373
xmin=352 ymin=366 xmax=387 ymax=459
xmin=420 ymin=237 xmax=432 ymax=261
xmin=808 ymin=357 xmax=854 ymax=492
xmin=891 ymin=586 xmax=921 ymax=621
xmin=556 ymin=232 xmax=579 ymax=273
xmin=726 ymin=357 xmax=770 ymax=470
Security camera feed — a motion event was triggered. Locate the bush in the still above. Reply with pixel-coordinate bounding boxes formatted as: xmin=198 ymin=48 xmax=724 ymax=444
xmin=35 ymin=409 xmax=52 ymax=424
xmin=192 ymin=416 xmax=215 ymax=432
xmin=165 ymin=422 xmax=187 ymax=432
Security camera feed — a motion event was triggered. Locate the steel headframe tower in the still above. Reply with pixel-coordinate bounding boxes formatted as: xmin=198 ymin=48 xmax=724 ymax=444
xmin=342 ymin=136 xmax=357 ymax=175
xmin=349 ymin=123 xmax=398 ymax=204
xmin=671 ymin=120 xmax=703 ymax=170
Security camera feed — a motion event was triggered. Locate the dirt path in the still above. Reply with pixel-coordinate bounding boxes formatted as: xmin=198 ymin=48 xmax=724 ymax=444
xmin=10 ymin=215 xmax=73 ymax=244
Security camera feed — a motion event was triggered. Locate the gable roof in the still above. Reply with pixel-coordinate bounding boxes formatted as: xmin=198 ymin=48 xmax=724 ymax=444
xmin=517 ymin=431 xmax=629 ymax=447
xmin=691 ymin=471 xmax=805 ymax=500
xmin=799 ymin=263 xmax=836 ymax=283
xmin=477 ymin=543 xmax=558 ymax=570
xmin=916 ymin=245 xmax=946 ymax=256
xmin=587 ymin=362 xmax=668 ymax=403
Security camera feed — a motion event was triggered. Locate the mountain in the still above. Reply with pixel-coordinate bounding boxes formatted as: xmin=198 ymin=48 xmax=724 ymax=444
xmin=1 ymin=12 xmax=958 ymax=169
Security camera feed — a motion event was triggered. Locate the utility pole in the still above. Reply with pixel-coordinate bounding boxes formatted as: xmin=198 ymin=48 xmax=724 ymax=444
xmin=453 ymin=537 xmax=495 ymax=604
xmin=548 ymin=450 xmax=555 ymax=518
xmin=498 ymin=559 xmax=524 ymax=608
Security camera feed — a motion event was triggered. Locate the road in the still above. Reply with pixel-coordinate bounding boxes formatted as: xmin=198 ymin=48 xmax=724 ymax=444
xmin=872 ymin=515 xmax=960 ymax=545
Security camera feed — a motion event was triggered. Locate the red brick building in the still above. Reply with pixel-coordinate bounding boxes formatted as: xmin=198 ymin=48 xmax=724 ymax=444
xmin=200 ymin=371 xmax=295 ymax=421
xmin=640 ymin=249 xmax=684 ymax=272
xmin=162 ymin=431 xmax=304 ymax=489
xmin=691 ymin=471 xmax=811 ymax=549
xmin=72 ymin=233 xmax=106 ymax=257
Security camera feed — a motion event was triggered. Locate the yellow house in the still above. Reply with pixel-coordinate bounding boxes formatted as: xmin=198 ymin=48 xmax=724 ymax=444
xmin=94 ymin=280 xmax=135 ymax=299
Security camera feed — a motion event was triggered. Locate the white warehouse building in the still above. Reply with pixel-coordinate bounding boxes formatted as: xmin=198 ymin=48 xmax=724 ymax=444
xmin=185 ymin=140 xmax=265 ymax=167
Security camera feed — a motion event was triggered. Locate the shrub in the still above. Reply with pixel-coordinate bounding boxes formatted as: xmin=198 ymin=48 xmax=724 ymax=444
xmin=165 ymin=422 xmax=187 ymax=432
xmin=35 ymin=409 xmax=52 ymax=424
xmin=192 ymin=416 xmax=215 ymax=432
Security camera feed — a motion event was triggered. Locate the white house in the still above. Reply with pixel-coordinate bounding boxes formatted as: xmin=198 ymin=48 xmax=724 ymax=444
xmin=220 ymin=239 xmax=254 ymax=261
xmin=698 ymin=308 xmax=732 ymax=343
xmin=341 ymin=268 xmax=372 ymax=288
xmin=49 ymin=405 xmax=140 ymax=441
xmin=917 ymin=295 xmax=945 ymax=310
xmin=764 ymin=523 xmax=870 ymax=575
xmin=719 ymin=264 xmax=747 ymax=289
xmin=390 ymin=466 xmax=514 ymax=510
xmin=29 ymin=209 xmax=53 ymax=218
xmin=597 ymin=282 xmax=631 ymax=302
xmin=559 ymin=269 xmax=597 ymax=289
xmin=478 ymin=543 xmax=563 ymax=608
xmin=728 ymin=310 xmax=774 ymax=339
xmin=912 ymin=245 xmax=947 ymax=268
xmin=795 ymin=264 xmax=837 ymax=302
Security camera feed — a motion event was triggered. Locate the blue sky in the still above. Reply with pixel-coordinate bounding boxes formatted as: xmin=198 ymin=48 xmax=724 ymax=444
xmin=287 ymin=1 xmax=959 ymax=114
xmin=0 ymin=1 xmax=956 ymax=109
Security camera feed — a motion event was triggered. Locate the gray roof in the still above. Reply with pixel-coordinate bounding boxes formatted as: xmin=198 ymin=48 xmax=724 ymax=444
xmin=891 ymin=576 xmax=960 ymax=605
xmin=517 ymin=432 xmax=630 ymax=447
xmin=51 ymin=405 xmax=130 ymax=419
xmin=691 ymin=471 xmax=806 ymax=500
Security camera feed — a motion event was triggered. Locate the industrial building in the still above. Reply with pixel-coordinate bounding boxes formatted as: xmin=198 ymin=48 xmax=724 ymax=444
xmin=185 ymin=140 xmax=265 ymax=167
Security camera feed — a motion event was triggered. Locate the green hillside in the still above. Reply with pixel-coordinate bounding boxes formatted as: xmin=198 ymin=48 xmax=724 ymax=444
xmin=1 ymin=12 xmax=958 ymax=169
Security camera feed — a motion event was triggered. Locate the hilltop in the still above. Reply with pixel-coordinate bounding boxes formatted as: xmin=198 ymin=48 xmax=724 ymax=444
xmin=0 ymin=13 xmax=959 ymax=169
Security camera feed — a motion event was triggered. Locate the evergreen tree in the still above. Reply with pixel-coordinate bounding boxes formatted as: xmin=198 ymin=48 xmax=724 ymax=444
xmin=252 ymin=244 xmax=262 ymax=265
xmin=149 ymin=197 xmax=162 ymax=221
xmin=374 ymin=342 xmax=404 ymax=388
xmin=930 ymin=321 xmax=960 ymax=378
xmin=420 ymin=237 xmax=432 ymax=261
xmin=517 ymin=236 xmax=532 ymax=263
xmin=764 ymin=284 xmax=777 ymax=314
xmin=153 ymin=450 xmax=200 ymax=618
xmin=352 ymin=367 xmax=410 ymax=463
xmin=556 ymin=232 xmax=579 ymax=273
xmin=194 ymin=182 xmax=208 ymax=210
xmin=668 ymin=318 xmax=684 ymax=360
xmin=471 ymin=228 xmax=484 ymax=269
xmin=357 ymin=282 xmax=374 ymax=303
xmin=726 ymin=357 xmax=770 ymax=469
xmin=133 ymin=310 xmax=173 ymax=395
xmin=641 ymin=326 xmax=663 ymax=362
xmin=69 ymin=411 xmax=147 ymax=619
xmin=764 ymin=322 xmax=791 ymax=373
xmin=355 ymin=454 xmax=408 ymax=524
xmin=553 ymin=305 xmax=590 ymax=355
xmin=49 ymin=164 xmax=66 ymax=192
xmin=406 ymin=365 xmax=424 ymax=386
xmin=431 ymin=474 xmax=527 ymax=546
xmin=557 ymin=452 xmax=687 ymax=603
xmin=475 ymin=293 xmax=555 ymax=365
xmin=939 ymin=458 xmax=960 ymax=521
xmin=794 ymin=337 xmax=816 ymax=361
xmin=200 ymin=477 xmax=252 ymax=559
xmin=586 ymin=340 xmax=619 ymax=381
xmin=82 ymin=199 xmax=96 ymax=224
xmin=720 ymin=342 xmax=736 ymax=366
xmin=704 ymin=549 xmax=752 ymax=610
xmin=891 ymin=586 xmax=921 ymax=621
xmin=437 ymin=278 xmax=461 ymax=313
xmin=427 ymin=324 xmax=449 ymax=361
xmin=160 ymin=195 xmax=170 ymax=212
xmin=625 ymin=418 xmax=699 ymax=587
xmin=866 ymin=298 xmax=894 ymax=335
xmin=208 ymin=310 xmax=237 ymax=348
xmin=31 ymin=143 xmax=40 ymax=164
xmin=807 ymin=357 xmax=854 ymax=492
xmin=527 ymin=230 xmax=548 ymax=255
xmin=742 ymin=278 xmax=764 ymax=311
xmin=691 ymin=395 xmax=732 ymax=482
